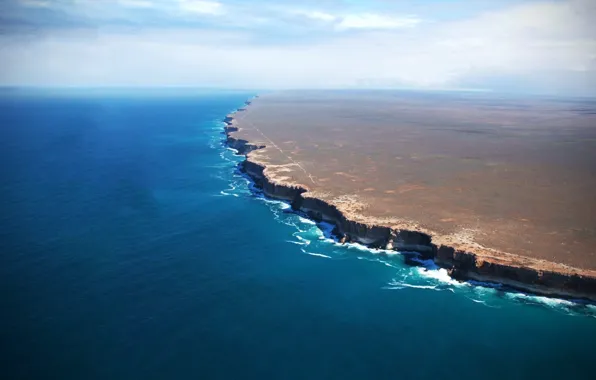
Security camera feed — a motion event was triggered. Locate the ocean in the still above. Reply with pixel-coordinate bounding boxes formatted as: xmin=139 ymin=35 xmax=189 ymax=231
xmin=1 ymin=89 xmax=595 ymax=380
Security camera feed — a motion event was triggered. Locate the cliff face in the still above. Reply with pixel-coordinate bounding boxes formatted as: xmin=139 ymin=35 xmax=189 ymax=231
xmin=243 ymin=160 xmax=306 ymax=202
xmin=227 ymin=137 xmax=264 ymax=155
xmin=223 ymin=111 xmax=263 ymax=155
xmin=223 ymin=106 xmax=596 ymax=303
xmin=436 ymin=246 xmax=596 ymax=300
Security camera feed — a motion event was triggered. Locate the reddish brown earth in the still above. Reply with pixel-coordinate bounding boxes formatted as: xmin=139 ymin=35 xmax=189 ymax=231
xmin=225 ymin=90 xmax=596 ymax=300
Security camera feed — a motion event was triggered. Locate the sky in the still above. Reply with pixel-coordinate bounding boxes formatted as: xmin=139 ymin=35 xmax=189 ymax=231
xmin=1 ymin=0 xmax=595 ymax=96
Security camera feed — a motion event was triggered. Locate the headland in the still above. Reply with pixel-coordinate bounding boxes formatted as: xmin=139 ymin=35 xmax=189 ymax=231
xmin=224 ymin=91 xmax=596 ymax=301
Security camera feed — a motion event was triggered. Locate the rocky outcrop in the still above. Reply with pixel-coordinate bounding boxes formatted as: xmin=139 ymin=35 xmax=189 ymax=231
xmin=227 ymin=137 xmax=264 ymax=155
xmin=223 ymin=100 xmax=596 ymax=303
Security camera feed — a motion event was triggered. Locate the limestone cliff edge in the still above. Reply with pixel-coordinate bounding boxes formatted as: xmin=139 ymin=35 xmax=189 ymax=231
xmin=223 ymin=99 xmax=596 ymax=302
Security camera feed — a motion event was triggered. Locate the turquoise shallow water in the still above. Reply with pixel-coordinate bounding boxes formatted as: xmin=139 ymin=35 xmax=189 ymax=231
xmin=1 ymin=89 xmax=596 ymax=380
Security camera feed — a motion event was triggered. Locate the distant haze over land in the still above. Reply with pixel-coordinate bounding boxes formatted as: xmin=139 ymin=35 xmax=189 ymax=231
xmin=1 ymin=0 xmax=595 ymax=96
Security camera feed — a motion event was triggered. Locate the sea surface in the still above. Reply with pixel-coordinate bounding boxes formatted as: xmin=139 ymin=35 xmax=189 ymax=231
xmin=2 ymin=89 xmax=596 ymax=380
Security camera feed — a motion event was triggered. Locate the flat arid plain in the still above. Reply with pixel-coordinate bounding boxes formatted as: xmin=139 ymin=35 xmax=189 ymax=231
xmin=231 ymin=90 xmax=596 ymax=273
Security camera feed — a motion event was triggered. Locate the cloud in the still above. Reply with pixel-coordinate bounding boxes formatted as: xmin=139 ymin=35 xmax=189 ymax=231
xmin=296 ymin=10 xmax=336 ymax=22
xmin=1 ymin=0 xmax=595 ymax=96
xmin=119 ymin=0 xmax=155 ymax=8
xmin=178 ymin=0 xmax=224 ymax=15
xmin=18 ymin=0 xmax=51 ymax=7
xmin=292 ymin=10 xmax=422 ymax=30
xmin=337 ymin=14 xmax=422 ymax=30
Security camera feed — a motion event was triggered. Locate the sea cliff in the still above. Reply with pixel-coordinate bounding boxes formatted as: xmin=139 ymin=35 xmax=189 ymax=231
xmin=223 ymin=100 xmax=596 ymax=303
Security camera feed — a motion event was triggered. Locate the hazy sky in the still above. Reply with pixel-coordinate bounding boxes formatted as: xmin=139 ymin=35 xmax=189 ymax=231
xmin=1 ymin=0 xmax=595 ymax=95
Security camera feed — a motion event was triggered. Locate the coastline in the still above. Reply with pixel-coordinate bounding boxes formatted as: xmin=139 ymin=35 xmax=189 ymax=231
xmin=224 ymin=98 xmax=596 ymax=303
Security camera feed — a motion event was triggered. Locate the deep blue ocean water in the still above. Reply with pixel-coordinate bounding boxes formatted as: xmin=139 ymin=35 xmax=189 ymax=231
xmin=2 ymin=89 xmax=596 ymax=380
